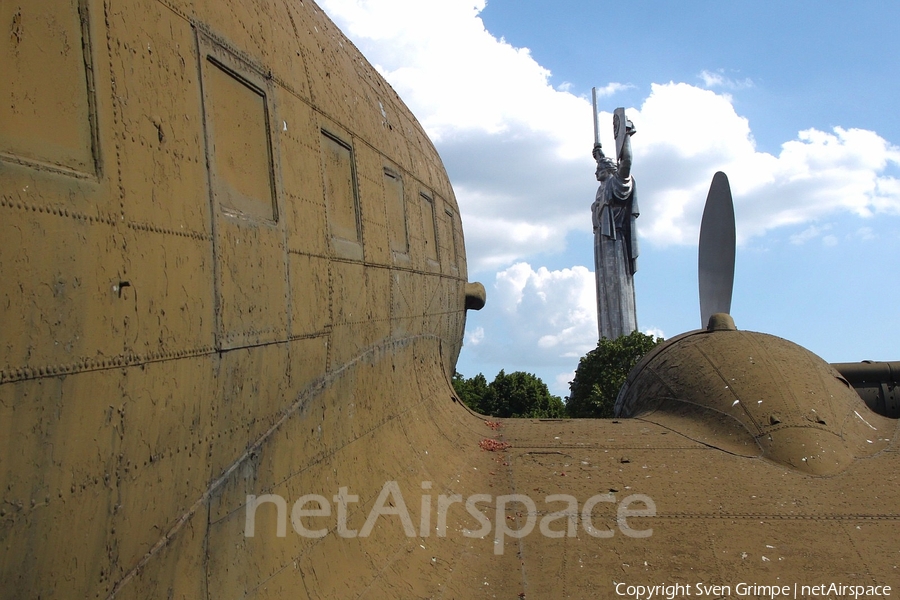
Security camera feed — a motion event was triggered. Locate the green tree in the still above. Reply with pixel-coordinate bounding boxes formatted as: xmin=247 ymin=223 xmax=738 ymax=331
xmin=566 ymin=331 xmax=663 ymax=418
xmin=452 ymin=371 xmax=489 ymax=413
xmin=453 ymin=370 xmax=565 ymax=418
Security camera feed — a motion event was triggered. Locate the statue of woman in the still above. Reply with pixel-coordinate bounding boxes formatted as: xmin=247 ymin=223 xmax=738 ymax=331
xmin=591 ymin=115 xmax=639 ymax=340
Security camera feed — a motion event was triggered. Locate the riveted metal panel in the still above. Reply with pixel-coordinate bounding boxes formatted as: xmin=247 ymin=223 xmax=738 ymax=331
xmin=198 ymin=32 xmax=288 ymax=350
xmin=108 ymin=0 xmax=210 ymax=235
xmin=1 ymin=0 xmax=98 ymax=176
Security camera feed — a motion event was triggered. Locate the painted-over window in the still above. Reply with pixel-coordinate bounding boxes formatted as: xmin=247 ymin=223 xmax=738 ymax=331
xmin=384 ymin=169 xmax=408 ymax=254
xmin=421 ymin=192 xmax=438 ymax=262
xmin=322 ymin=131 xmax=360 ymax=244
xmin=204 ymin=57 xmax=277 ymax=222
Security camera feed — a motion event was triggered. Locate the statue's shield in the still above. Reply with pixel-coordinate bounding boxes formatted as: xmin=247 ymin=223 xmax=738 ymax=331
xmin=613 ymin=107 xmax=628 ymax=161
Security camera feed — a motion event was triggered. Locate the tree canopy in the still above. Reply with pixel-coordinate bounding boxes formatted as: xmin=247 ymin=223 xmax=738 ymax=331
xmin=453 ymin=370 xmax=566 ymax=419
xmin=565 ymin=331 xmax=663 ymax=418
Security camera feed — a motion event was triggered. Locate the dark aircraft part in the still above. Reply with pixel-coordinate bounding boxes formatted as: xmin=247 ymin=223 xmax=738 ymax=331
xmin=616 ymin=314 xmax=895 ymax=476
xmin=698 ymin=172 xmax=735 ymax=328
xmin=832 ymin=361 xmax=900 ymax=418
xmin=464 ymin=281 xmax=486 ymax=310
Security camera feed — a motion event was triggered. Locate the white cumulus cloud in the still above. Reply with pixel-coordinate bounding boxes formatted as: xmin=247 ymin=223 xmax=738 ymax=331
xmin=699 ymin=69 xmax=754 ymax=90
xmin=465 ymin=326 xmax=485 ymax=346
xmin=790 ymin=224 xmax=831 ymax=245
xmin=630 ymin=85 xmax=900 ymax=247
xmin=321 ymin=0 xmax=900 ymax=275
xmin=461 ymin=262 xmax=597 ymax=395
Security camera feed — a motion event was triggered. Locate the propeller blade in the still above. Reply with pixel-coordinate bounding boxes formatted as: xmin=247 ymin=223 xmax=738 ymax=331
xmin=699 ymin=171 xmax=736 ymax=328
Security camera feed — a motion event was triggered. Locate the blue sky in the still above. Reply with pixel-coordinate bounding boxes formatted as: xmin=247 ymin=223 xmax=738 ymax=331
xmin=479 ymin=1 xmax=900 ymax=155
xmin=320 ymin=0 xmax=900 ymax=397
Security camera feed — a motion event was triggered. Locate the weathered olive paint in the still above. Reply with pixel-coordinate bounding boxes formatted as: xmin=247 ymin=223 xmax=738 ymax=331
xmin=616 ymin=315 xmax=895 ymax=476
xmin=1 ymin=0 xmax=475 ymax=596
